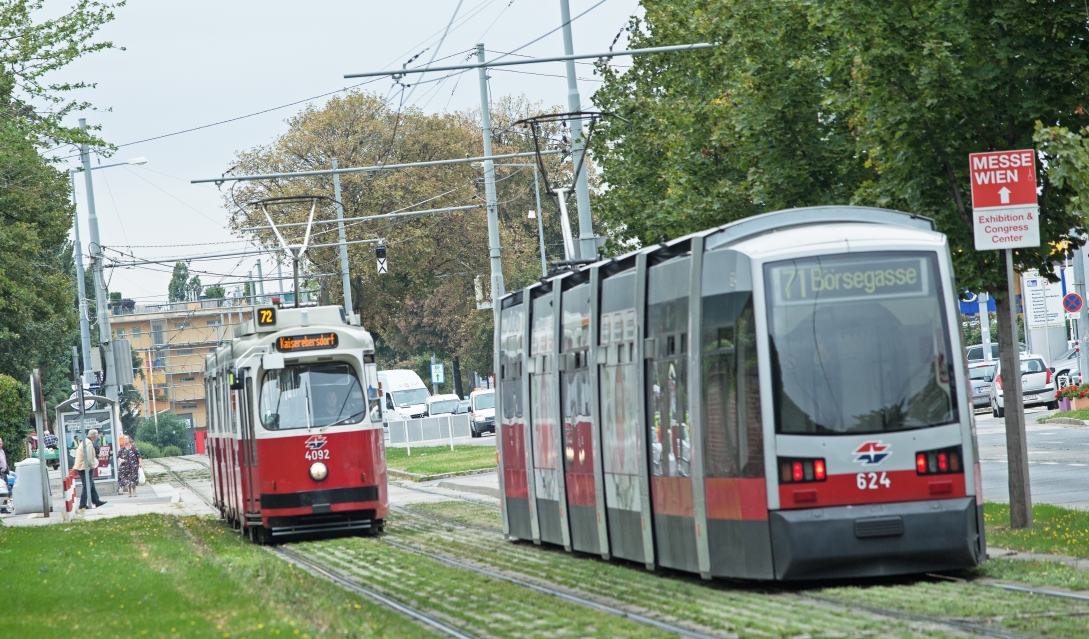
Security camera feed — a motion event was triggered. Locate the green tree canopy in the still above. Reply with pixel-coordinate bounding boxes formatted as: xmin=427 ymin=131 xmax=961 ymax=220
xmin=133 ymin=412 xmax=190 ymax=450
xmin=204 ymin=284 xmax=225 ymax=300
xmin=591 ymin=0 xmax=1089 ymax=295
xmin=168 ymin=262 xmax=190 ymax=301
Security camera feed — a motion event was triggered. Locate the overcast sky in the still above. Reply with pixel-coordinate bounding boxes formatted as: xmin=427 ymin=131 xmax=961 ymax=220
xmin=50 ymin=0 xmax=643 ymax=303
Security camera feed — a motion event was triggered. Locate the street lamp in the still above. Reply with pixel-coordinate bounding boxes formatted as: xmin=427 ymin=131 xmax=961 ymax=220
xmin=69 ymin=125 xmax=149 ymax=392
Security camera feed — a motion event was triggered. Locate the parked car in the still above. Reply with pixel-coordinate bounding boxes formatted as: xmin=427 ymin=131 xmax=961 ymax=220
xmin=968 ymin=361 xmax=998 ymax=409
xmin=468 ymin=389 xmax=495 ymax=437
xmin=989 ymin=355 xmax=1058 ymax=417
xmin=1050 ymin=346 xmax=1079 ymax=378
xmin=965 ymin=342 xmax=1027 ymax=362
xmin=426 ymin=393 xmax=461 ymax=416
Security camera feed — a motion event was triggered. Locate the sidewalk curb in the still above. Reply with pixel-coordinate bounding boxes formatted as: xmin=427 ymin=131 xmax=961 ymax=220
xmin=388 ymin=466 xmax=498 ymax=483
xmin=1043 ymin=417 xmax=1088 ymax=426
xmin=436 ymin=480 xmax=501 ymax=499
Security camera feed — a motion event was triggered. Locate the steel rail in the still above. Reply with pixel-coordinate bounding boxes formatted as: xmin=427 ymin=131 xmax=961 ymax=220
xmin=380 ymin=536 xmax=724 ymax=639
xmin=148 ymin=459 xmax=478 ymax=639
xmin=273 ymin=546 xmax=480 ymax=639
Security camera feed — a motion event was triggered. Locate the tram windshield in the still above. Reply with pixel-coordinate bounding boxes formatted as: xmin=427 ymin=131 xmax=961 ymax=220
xmin=259 ymin=363 xmax=367 ymax=430
xmin=765 ymin=251 xmax=957 ymax=435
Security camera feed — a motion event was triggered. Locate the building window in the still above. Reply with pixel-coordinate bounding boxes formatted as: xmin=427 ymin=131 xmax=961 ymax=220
xmin=207 ymin=318 xmax=221 ymax=326
xmin=175 ymin=321 xmax=190 ymax=329
xmin=181 ymin=404 xmax=198 ymax=409
xmin=178 ymin=348 xmax=193 ymax=355
xmin=180 ymin=377 xmax=196 ymax=382
xmin=115 ymin=328 xmax=126 ymax=339
xmin=133 ymin=326 xmax=142 ymax=337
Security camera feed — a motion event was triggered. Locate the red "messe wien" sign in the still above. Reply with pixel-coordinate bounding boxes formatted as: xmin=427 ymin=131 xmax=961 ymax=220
xmin=969 ymin=149 xmax=1040 ymax=251
xmin=969 ymin=150 xmax=1038 ymax=209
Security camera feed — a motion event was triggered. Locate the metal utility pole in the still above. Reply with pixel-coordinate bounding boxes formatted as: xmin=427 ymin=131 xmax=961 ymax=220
xmin=477 ymin=43 xmax=505 ymax=304
xmin=980 ymin=292 xmax=992 ymax=362
xmin=69 ymin=171 xmax=94 ymax=385
xmin=332 ymin=158 xmax=354 ymax=315
xmin=558 ymin=0 xmax=595 ymax=261
xmin=1074 ymin=238 xmax=1089 ymax=382
xmin=80 ymin=119 xmax=118 ymax=404
xmin=256 ymin=260 xmax=265 ymax=304
xmin=1004 ymin=248 xmax=1033 ymax=528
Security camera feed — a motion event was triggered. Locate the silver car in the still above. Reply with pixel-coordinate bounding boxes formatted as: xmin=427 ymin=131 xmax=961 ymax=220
xmin=968 ymin=361 xmax=997 ymax=409
xmin=965 ymin=342 xmax=1026 ymax=362
xmin=1050 ymin=346 xmax=1078 ymax=378
xmin=989 ymin=355 xmax=1058 ymax=417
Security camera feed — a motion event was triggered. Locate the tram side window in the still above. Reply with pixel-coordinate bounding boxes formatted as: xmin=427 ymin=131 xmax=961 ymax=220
xmin=259 ymin=363 xmax=367 ymax=430
xmin=500 ymin=304 xmax=525 ymax=421
xmin=765 ymin=251 xmax=957 ymax=435
xmin=701 ymin=294 xmax=763 ymax=478
xmin=647 ymin=296 xmax=690 ymax=478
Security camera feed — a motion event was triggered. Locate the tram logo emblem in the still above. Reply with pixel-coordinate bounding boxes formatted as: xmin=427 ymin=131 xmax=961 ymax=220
xmin=304 ymin=435 xmax=328 ymax=451
xmin=853 ymin=441 xmax=891 ymax=466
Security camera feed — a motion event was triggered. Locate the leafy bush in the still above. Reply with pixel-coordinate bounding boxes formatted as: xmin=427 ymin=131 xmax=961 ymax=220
xmin=133 ymin=413 xmax=191 ymax=450
xmin=134 ymin=441 xmax=160 ymax=459
xmin=160 ymin=445 xmax=184 ymax=458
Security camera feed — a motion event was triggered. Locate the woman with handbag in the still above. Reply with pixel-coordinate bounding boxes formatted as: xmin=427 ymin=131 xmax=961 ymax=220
xmin=117 ymin=436 xmax=142 ymax=497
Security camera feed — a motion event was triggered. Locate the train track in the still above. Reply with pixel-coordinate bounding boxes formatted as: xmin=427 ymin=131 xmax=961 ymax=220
xmin=149 ymin=459 xmax=1089 ymax=638
xmin=143 ymin=458 xmax=476 ymax=639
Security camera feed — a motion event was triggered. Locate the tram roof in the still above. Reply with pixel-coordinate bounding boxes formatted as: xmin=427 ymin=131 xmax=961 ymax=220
xmin=502 ymin=206 xmax=936 ymax=304
xmin=206 ymin=305 xmax=374 ymax=371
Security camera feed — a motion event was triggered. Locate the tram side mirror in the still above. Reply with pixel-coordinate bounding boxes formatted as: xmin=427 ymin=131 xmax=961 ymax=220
xmin=229 ymin=369 xmax=245 ymax=390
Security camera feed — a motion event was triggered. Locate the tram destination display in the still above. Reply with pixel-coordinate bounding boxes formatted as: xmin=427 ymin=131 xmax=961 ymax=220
xmin=275 ymin=332 xmax=339 ymax=352
xmin=770 ymin=255 xmax=928 ymax=305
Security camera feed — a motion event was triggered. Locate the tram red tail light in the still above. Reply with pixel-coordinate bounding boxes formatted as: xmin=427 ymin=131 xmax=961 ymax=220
xmin=779 ymin=457 xmax=827 ymax=484
xmin=915 ymin=446 xmax=963 ymax=475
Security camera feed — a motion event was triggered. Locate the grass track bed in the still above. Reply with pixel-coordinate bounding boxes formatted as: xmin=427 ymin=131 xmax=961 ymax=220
xmin=390 ymin=503 xmax=1089 ymax=638
xmin=293 ymin=537 xmax=671 ymax=638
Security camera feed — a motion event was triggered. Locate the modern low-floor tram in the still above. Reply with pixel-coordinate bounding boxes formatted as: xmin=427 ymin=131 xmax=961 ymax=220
xmin=205 ymin=305 xmax=388 ymax=542
xmin=497 ymin=205 xmax=986 ymax=580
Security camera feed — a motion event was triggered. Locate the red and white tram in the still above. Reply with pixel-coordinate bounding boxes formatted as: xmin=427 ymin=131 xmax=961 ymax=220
xmin=497 ymin=206 xmax=986 ymax=580
xmin=206 ymin=304 xmax=387 ymax=542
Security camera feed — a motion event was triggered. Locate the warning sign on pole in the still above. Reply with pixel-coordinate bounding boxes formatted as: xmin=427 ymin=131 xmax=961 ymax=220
xmin=970 ymin=150 xmax=1040 ymax=251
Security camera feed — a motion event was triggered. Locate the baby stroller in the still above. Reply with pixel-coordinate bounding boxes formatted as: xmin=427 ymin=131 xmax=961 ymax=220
xmin=0 ymin=470 xmax=15 ymax=514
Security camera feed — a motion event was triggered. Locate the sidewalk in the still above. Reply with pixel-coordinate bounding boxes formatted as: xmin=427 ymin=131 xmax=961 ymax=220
xmin=0 ymin=480 xmax=215 ymax=527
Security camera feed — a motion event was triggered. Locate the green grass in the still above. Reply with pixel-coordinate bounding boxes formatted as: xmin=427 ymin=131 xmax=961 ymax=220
xmin=385 ymin=445 xmax=496 ymax=477
xmin=1038 ymin=407 xmax=1089 ymax=422
xmin=403 ymin=500 xmax=503 ymax=530
xmin=0 ymin=515 xmax=434 ymax=639
xmin=984 ymin=502 xmax=1089 ymax=558
xmin=977 ymin=557 xmax=1089 ymax=591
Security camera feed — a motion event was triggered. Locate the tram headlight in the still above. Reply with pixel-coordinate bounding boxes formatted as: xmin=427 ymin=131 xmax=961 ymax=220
xmin=309 ymin=462 xmax=329 ymax=481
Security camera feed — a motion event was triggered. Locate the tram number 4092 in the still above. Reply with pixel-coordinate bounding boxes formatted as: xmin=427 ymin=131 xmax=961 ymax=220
xmin=856 ymin=472 xmax=891 ymax=490
xmin=305 ymin=449 xmax=330 ymax=461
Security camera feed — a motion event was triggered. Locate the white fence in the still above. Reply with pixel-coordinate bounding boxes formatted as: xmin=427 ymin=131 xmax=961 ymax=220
xmin=386 ymin=414 xmax=472 ymax=447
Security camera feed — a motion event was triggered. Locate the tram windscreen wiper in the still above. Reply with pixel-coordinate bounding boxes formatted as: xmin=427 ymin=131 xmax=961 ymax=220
xmin=327 ymin=410 xmax=366 ymax=427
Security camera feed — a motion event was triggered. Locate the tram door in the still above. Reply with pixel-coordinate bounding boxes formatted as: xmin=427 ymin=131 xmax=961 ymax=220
xmin=560 ymin=282 xmax=599 ymax=554
xmin=240 ymin=374 xmax=259 ymax=514
xmin=499 ymin=295 xmax=533 ymax=540
xmin=646 ymin=255 xmax=699 ymax=573
xmin=598 ymin=270 xmax=649 ymax=563
xmin=699 ymin=248 xmax=773 ymax=578
xmin=529 ymin=287 xmax=566 ymax=546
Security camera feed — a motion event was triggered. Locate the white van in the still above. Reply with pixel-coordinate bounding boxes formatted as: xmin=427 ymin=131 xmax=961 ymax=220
xmin=377 ymin=370 xmax=430 ymax=420
xmin=468 ymin=389 xmax=495 ymax=437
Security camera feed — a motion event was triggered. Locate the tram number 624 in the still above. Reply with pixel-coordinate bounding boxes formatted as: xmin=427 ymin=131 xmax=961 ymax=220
xmin=856 ymin=472 xmax=891 ymax=490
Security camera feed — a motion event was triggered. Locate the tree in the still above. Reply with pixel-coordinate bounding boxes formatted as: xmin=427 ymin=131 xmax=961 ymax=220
xmin=0 ymin=375 xmax=28 ymax=465
xmin=187 ymin=275 xmax=202 ymax=301
xmin=226 ymin=91 xmax=569 ymax=375
xmin=1 ymin=0 xmax=125 ymax=147
xmin=204 ymin=284 xmax=226 ymax=300
xmin=167 ymin=262 xmax=189 ymax=301
xmin=133 ymin=412 xmax=190 ymax=450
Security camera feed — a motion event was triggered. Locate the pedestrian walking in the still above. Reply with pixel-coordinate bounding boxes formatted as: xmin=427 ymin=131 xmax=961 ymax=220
xmin=0 ymin=436 xmax=8 ymax=481
xmin=74 ymin=429 xmax=106 ymax=510
xmin=117 ymin=436 xmax=141 ymax=497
